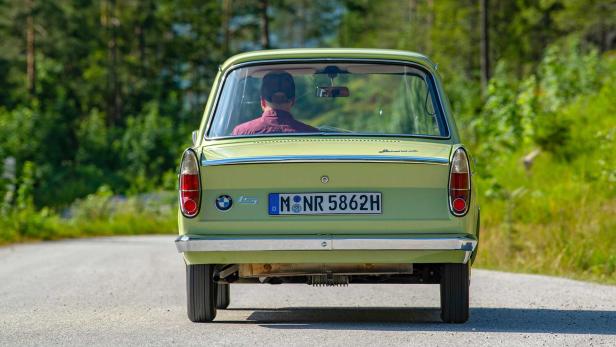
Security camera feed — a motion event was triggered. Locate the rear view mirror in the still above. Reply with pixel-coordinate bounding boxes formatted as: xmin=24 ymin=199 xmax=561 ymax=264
xmin=316 ymin=86 xmax=350 ymax=98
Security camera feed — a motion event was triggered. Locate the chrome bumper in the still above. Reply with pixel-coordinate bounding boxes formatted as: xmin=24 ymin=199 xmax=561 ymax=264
xmin=175 ymin=235 xmax=477 ymax=263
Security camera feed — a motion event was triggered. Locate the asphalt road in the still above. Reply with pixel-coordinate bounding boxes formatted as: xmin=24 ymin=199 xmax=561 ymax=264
xmin=0 ymin=236 xmax=615 ymax=346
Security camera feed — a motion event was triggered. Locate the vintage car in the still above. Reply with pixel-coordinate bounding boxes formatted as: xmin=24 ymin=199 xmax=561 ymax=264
xmin=176 ymin=48 xmax=479 ymax=323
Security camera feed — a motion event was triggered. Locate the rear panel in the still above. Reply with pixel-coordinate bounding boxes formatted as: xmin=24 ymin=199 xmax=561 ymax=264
xmin=182 ymin=161 xmax=470 ymax=235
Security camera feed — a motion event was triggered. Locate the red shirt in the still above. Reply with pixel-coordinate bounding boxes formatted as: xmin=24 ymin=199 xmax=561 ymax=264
xmin=232 ymin=109 xmax=318 ymax=136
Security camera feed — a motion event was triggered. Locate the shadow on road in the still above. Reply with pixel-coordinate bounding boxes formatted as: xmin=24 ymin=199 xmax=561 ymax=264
xmin=217 ymin=307 xmax=616 ymax=335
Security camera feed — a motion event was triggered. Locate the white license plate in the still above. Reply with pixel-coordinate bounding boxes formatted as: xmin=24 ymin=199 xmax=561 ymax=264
xmin=268 ymin=192 xmax=382 ymax=215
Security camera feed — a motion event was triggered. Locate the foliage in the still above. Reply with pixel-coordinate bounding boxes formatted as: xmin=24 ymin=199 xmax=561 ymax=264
xmin=472 ymin=43 xmax=616 ymax=284
xmin=0 ymin=186 xmax=176 ymax=245
xmin=120 ymin=102 xmax=178 ymax=193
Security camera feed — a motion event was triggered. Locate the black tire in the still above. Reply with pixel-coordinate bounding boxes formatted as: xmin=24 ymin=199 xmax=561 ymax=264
xmin=216 ymin=283 xmax=230 ymax=309
xmin=440 ymin=263 xmax=470 ymax=323
xmin=186 ymin=264 xmax=217 ymax=322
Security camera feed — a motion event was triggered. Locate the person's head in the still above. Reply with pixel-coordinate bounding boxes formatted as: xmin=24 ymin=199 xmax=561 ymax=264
xmin=260 ymin=71 xmax=295 ymax=112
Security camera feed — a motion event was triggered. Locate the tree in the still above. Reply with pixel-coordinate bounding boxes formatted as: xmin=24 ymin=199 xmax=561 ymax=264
xmin=259 ymin=0 xmax=270 ymax=48
xmin=480 ymin=0 xmax=490 ymax=93
xmin=25 ymin=0 xmax=35 ymax=96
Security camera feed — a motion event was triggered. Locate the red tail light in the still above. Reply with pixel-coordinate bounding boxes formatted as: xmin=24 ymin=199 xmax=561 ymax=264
xmin=179 ymin=149 xmax=201 ymax=218
xmin=449 ymin=148 xmax=471 ymax=216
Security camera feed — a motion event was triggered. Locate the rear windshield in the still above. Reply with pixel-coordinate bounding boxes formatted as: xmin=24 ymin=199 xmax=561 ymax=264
xmin=207 ymin=62 xmax=448 ymax=138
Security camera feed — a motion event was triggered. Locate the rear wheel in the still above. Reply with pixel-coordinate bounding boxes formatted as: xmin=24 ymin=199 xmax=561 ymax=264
xmin=216 ymin=283 xmax=230 ymax=309
xmin=186 ymin=264 xmax=217 ymax=322
xmin=440 ymin=263 xmax=470 ymax=323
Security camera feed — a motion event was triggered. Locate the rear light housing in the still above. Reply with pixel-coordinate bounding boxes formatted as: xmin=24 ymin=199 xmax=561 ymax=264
xmin=179 ymin=148 xmax=201 ymax=218
xmin=449 ymin=147 xmax=471 ymax=216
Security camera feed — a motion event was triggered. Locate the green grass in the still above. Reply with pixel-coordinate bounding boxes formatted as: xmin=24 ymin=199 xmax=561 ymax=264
xmin=474 ymin=149 xmax=616 ymax=284
xmin=472 ymin=70 xmax=616 ymax=284
xmin=0 ymin=191 xmax=176 ymax=246
xmin=0 ymin=212 xmax=175 ymax=246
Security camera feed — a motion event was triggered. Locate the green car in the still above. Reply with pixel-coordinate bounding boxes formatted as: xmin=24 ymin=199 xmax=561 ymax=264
xmin=176 ymin=48 xmax=479 ymax=323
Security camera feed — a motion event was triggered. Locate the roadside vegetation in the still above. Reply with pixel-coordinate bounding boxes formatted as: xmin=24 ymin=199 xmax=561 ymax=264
xmin=472 ymin=45 xmax=616 ymax=284
xmin=0 ymin=1 xmax=614 ymax=283
xmin=0 ymin=185 xmax=176 ymax=245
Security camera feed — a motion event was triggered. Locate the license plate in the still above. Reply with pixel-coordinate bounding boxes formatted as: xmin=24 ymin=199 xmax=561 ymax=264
xmin=268 ymin=192 xmax=382 ymax=215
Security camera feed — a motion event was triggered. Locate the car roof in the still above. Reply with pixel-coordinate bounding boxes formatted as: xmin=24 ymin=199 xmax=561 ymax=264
xmin=219 ymin=48 xmax=437 ymax=73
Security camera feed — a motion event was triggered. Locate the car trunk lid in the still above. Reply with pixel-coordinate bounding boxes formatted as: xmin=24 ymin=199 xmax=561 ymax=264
xmin=201 ymin=137 xmax=450 ymax=164
xmin=191 ymin=138 xmax=458 ymax=235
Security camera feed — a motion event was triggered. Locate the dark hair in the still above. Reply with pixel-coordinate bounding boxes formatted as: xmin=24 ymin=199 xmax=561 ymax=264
xmin=261 ymin=71 xmax=295 ymax=103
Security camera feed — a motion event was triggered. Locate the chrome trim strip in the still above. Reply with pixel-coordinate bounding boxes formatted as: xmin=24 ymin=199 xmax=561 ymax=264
xmin=201 ymin=155 xmax=449 ymax=166
xmin=463 ymin=250 xmax=473 ymax=264
xmin=175 ymin=235 xmax=477 ymax=263
xmin=175 ymin=235 xmax=331 ymax=252
xmin=208 ymin=132 xmax=450 ymax=141
xmin=331 ymin=237 xmax=476 ymax=252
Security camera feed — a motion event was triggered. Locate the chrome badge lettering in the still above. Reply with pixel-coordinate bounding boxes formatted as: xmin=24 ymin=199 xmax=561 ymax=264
xmin=379 ymin=149 xmax=418 ymax=153
xmin=238 ymin=196 xmax=258 ymax=205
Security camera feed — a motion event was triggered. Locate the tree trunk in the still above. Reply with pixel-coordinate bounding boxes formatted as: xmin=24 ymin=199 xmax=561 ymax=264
xmin=26 ymin=0 xmax=35 ymax=96
xmin=468 ymin=0 xmax=477 ymax=80
xmin=298 ymin=0 xmax=306 ymax=46
xmin=425 ymin=0 xmax=433 ymax=53
xmin=136 ymin=1 xmax=148 ymax=77
xmin=223 ymin=0 xmax=231 ymax=55
xmin=599 ymin=3 xmax=608 ymax=52
xmin=105 ymin=0 xmax=121 ymax=124
xmin=480 ymin=0 xmax=490 ymax=94
xmin=259 ymin=0 xmax=270 ymax=49
xmin=407 ymin=0 xmax=417 ymax=50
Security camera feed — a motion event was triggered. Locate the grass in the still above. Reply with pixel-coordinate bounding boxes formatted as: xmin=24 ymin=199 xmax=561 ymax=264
xmin=473 ymin=149 xmax=616 ymax=285
xmin=0 ymin=191 xmax=176 ymax=246
xmin=472 ymin=74 xmax=616 ymax=284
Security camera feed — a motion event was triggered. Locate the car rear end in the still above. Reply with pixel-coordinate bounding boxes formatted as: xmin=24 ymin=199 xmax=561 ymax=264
xmin=178 ymin=140 xmax=477 ymax=261
xmin=175 ymin=49 xmax=479 ymax=323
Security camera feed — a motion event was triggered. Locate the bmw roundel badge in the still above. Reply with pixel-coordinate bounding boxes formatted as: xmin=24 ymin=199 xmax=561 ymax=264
xmin=215 ymin=195 xmax=233 ymax=211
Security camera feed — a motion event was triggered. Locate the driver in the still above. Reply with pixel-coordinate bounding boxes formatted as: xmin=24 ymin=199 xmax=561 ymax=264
xmin=232 ymin=71 xmax=317 ymax=136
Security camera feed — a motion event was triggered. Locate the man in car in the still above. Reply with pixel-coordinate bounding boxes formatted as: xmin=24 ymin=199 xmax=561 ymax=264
xmin=232 ymin=71 xmax=318 ymax=135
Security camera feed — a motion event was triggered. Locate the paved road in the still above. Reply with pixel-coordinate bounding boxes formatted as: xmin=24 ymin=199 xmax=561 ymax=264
xmin=0 ymin=236 xmax=614 ymax=346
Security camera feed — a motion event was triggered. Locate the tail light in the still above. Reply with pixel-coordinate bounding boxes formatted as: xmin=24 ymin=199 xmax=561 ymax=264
xmin=179 ymin=149 xmax=201 ymax=218
xmin=449 ymin=147 xmax=471 ymax=216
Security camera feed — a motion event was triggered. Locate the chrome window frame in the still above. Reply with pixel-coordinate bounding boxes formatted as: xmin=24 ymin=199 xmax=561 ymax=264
xmin=203 ymin=58 xmax=452 ymax=141
xmin=200 ymin=155 xmax=449 ymax=166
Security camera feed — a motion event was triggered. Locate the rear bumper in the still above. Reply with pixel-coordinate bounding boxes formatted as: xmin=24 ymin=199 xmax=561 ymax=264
xmin=175 ymin=235 xmax=477 ymax=263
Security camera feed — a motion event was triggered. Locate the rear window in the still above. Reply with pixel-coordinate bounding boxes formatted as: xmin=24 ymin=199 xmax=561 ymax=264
xmin=207 ymin=62 xmax=448 ymax=138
